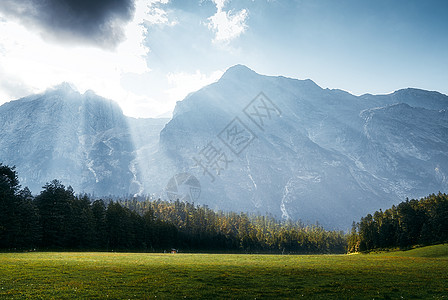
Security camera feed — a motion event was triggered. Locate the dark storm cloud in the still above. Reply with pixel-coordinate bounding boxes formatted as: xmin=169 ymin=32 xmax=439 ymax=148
xmin=0 ymin=0 xmax=135 ymax=49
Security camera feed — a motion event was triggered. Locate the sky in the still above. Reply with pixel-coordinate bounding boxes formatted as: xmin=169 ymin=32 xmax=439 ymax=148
xmin=0 ymin=0 xmax=447 ymax=118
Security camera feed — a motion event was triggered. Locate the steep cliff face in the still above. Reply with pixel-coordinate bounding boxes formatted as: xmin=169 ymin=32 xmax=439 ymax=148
xmin=1 ymin=66 xmax=447 ymax=229
xmin=156 ymin=65 xmax=448 ymax=228
xmin=0 ymin=84 xmax=167 ymax=196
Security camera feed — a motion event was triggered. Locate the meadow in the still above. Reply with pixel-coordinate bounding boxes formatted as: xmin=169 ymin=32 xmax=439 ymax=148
xmin=0 ymin=244 xmax=447 ymax=299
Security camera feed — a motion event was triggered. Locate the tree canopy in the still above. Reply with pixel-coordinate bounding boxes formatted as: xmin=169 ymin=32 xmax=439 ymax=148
xmin=348 ymin=193 xmax=448 ymax=252
xmin=0 ymin=164 xmax=346 ymax=253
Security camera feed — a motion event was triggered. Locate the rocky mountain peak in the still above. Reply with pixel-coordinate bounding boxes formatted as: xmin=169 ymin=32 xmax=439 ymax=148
xmin=1 ymin=68 xmax=447 ymax=229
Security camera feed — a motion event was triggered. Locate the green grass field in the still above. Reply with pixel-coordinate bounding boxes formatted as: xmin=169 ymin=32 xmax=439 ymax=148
xmin=1 ymin=244 xmax=447 ymax=299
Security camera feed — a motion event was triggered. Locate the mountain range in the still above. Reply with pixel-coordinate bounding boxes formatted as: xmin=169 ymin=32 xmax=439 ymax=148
xmin=1 ymin=66 xmax=447 ymax=229
xmin=0 ymin=83 xmax=168 ymax=196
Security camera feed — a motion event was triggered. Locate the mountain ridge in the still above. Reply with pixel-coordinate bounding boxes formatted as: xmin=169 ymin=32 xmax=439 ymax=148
xmin=0 ymin=85 xmax=167 ymax=196
xmin=1 ymin=65 xmax=447 ymax=229
xmin=156 ymin=65 xmax=448 ymax=228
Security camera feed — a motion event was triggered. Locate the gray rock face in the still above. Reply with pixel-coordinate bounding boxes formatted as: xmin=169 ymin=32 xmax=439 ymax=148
xmin=0 ymin=83 xmax=168 ymax=196
xmin=1 ymin=66 xmax=447 ymax=229
xmin=155 ymin=65 xmax=448 ymax=229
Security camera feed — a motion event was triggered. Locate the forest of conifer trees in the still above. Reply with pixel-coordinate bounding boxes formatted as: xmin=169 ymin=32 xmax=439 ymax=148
xmin=348 ymin=193 xmax=448 ymax=252
xmin=2 ymin=164 xmax=447 ymax=254
xmin=0 ymin=164 xmax=347 ymax=253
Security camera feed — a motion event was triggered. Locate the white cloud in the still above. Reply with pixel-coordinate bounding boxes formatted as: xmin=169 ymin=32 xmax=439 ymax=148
xmin=207 ymin=0 xmax=248 ymax=44
xmin=0 ymin=0 xmax=227 ymax=118
xmin=0 ymin=0 xmax=172 ymax=117
xmin=118 ymin=69 xmax=223 ymax=118
xmin=143 ymin=0 xmax=178 ymax=26
xmin=166 ymin=69 xmax=223 ymax=101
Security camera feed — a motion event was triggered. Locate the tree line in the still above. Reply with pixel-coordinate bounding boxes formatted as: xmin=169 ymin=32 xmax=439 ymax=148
xmin=348 ymin=192 xmax=448 ymax=252
xmin=120 ymin=198 xmax=347 ymax=253
xmin=0 ymin=164 xmax=346 ymax=253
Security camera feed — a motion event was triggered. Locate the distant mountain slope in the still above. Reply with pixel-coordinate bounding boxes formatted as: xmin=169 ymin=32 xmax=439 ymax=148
xmin=1 ymin=66 xmax=447 ymax=229
xmin=154 ymin=65 xmax=448 ymax=228
xmin=0 ymin=83 xmax=168 ymax=196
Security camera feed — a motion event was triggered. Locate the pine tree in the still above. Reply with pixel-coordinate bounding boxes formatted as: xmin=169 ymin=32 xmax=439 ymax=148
xmin=16 ymin=187 xmax=40 ymax=249
xmin=91 ymin=199 xmax=108 ymax=249
xmin=0 ymin=164 xmax=21 ymax=249
xmin=35 ymin=180 xmax=75 ymax=248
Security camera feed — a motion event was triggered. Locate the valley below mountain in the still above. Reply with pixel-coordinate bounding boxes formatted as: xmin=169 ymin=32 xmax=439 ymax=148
xmin=1 ymin=66 xmax=447 ymax=229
